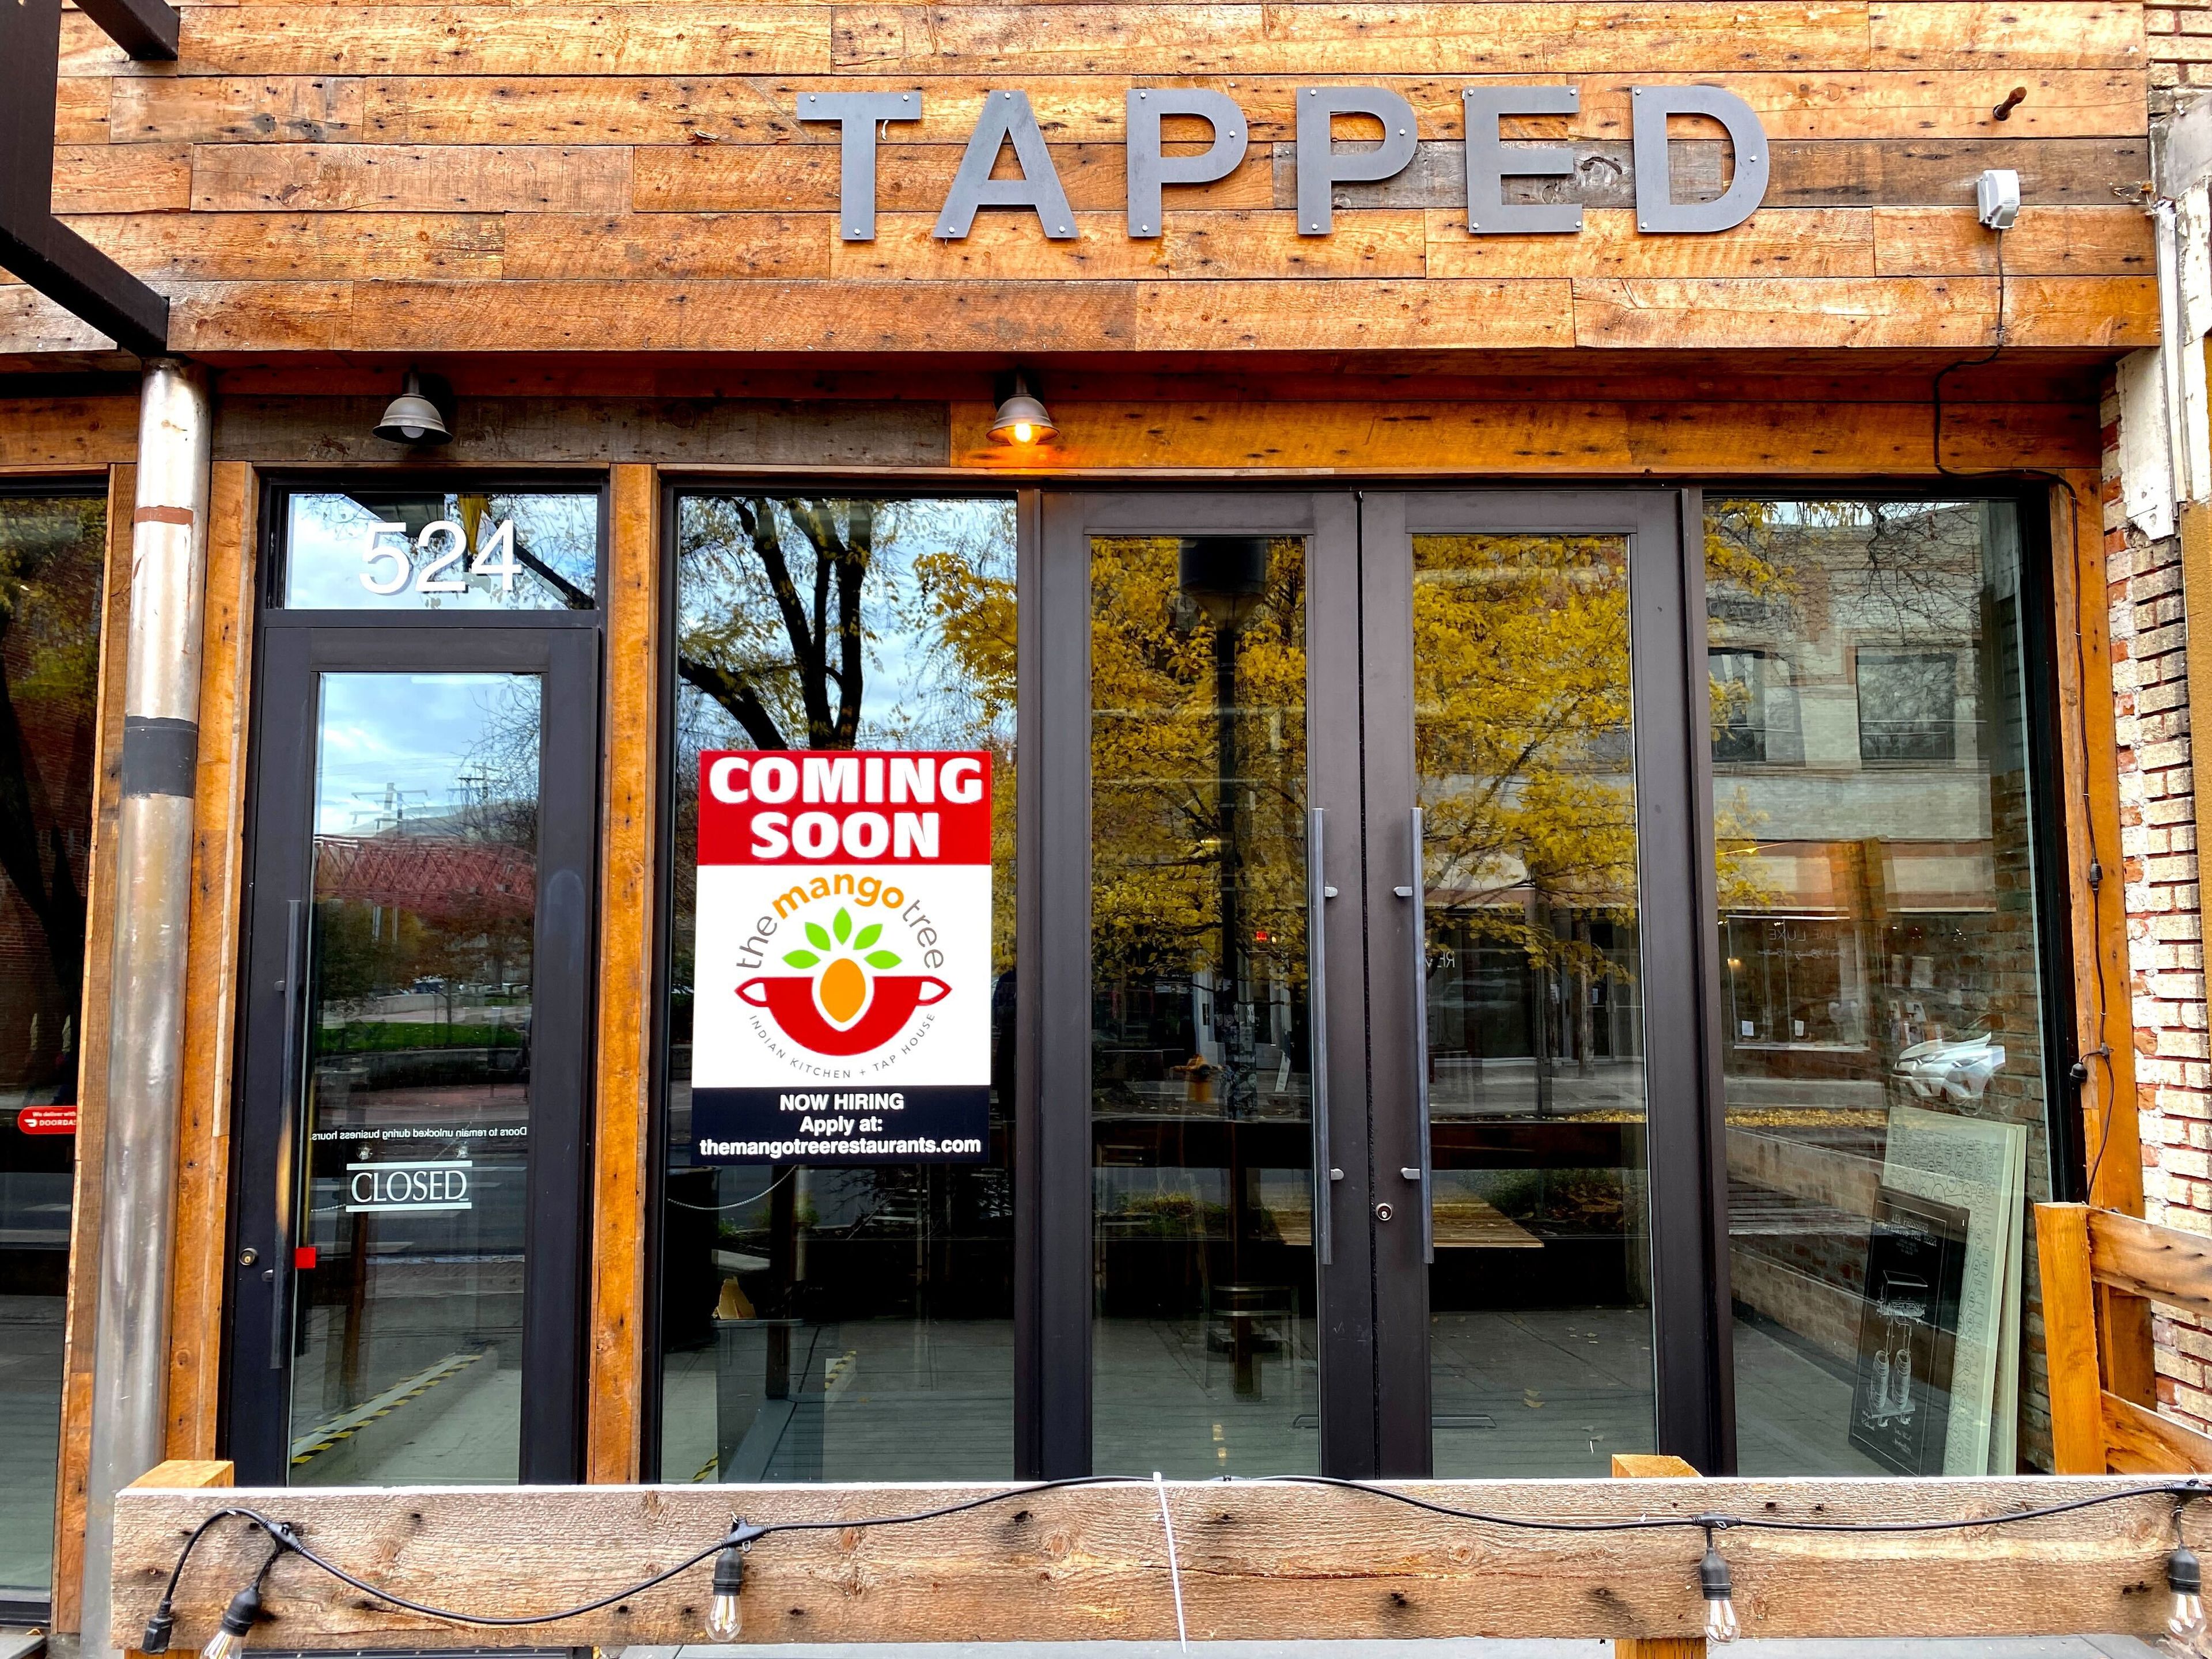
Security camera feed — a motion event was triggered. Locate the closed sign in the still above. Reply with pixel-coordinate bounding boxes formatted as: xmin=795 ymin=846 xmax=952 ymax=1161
xmin=346 ymin=1159 xmax=473 ymax=1213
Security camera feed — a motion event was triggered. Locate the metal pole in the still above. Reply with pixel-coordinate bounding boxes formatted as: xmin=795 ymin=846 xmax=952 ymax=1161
xmin=80 ymin=358 xmax=211 ymax=1656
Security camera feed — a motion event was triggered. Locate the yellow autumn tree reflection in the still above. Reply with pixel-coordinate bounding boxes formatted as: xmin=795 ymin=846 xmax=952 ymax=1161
xmin=1414 ymin=535 xmax=1637 ymax=976
xmin=1089 ymin=536 xmax=1309 ymax=1001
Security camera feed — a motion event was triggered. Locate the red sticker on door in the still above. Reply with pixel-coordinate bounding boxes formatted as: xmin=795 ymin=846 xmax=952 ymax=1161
xmin=17 ymin=1105 xmax=76 ymax=1135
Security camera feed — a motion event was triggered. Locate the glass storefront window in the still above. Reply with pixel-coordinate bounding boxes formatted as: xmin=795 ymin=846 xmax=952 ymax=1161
xmin=1412 ymin=531 xmax=1654 ymax=1475
xmin=0 ymin=490 xmax=105 ymax=1600
xmin=1089 ymin=534 xmax=1317 ymax=1476
xmin=1707 ymin=498 xmax=2056 ymax=1477
xmin=657 ymin=494 xmax=1017 ymax=1482
xmin=283 ymin=490 xmax=599 ymax=611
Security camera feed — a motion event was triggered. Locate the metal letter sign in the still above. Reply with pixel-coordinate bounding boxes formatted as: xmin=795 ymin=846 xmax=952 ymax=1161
xmin=810 ymin=83 xmax=1770 ymax=244
xmin=690 ymin=751 xmax=995 ymax=1166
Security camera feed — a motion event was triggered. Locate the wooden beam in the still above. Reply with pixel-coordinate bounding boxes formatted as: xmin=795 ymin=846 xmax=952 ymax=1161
xmin=127 ymin=1460 xmax=234 ymax=1492
xmin=2051 ymin=471 xmax=2157 ymax=1410
xmin=586 ymin=463 xmax=661 ymax=1484
xmin=166 ymin=462 xmax=258 ymax=1461
xmin=2088 ymin=1207 xmax=2212 ymax=1312
xmin=111 ymin=1477 xmax=2212 ymax=1649
xmin=2032 ymin=1202 xmax=2106 ymax=1474
xmin=2104 ymin=1392 xmax=2212 ymax=1476
xmin=53 ymin=465 xmax=135 ymax=1635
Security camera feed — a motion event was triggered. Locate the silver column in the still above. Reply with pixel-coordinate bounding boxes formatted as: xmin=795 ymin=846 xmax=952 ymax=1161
xmin=80 ymin=359 xmax=213 ymax=1656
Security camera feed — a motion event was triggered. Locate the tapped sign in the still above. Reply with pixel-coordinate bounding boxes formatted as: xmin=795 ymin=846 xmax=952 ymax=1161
xmin=691 ymin=749 xmax=993 ymax=1165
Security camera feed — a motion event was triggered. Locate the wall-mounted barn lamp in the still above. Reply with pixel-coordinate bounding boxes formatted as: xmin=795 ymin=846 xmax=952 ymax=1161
xmin=372 ymin=369 xmax=452 ymax=445
xmin=987 ymin=370 xmax=1056 ymax=446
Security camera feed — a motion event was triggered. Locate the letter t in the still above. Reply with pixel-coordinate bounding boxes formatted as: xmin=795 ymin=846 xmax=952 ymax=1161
xmin=797 ymin=90 xmax=925 ymax=241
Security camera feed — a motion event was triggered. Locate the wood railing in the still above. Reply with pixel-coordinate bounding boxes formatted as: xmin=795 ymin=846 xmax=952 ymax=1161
xmin=113 ymin=1458 xmax=2209 ymax=1651
xmin=2036 ymin=1200 xmax=2212 ymax=1474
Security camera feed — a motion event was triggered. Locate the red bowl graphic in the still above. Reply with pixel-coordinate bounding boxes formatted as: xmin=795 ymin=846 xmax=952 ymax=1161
xmin=737 ymin=974 xmax=951 ymax=1056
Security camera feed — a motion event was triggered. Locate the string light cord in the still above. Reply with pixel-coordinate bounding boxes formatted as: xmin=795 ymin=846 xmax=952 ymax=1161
xmin=142 ymin=1475 xmax=2212 ymax=1649
xmin=144 ymin=1476 xmax=1139 ymax=1641
xmin=1235 ymin=1472 xmax=2212 ymax=1537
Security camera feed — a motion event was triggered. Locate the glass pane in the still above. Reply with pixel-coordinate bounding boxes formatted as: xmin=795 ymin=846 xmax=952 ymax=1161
xmin=0 ymin=493 xmax=105 ymax=1598
xmin=283 ymin=490 xmax=597 ymax=611
xmin=1707 ymin=499 xmax=2052 ymax=1476
xmin=289 ymin=672 xmax=541 ymax=1484
xmin=658 ymin=495 xmax=1017 ymax=1483
xmin=1412 ymin=532 xmax=1654 ymax=1476
xmin=1090 ymin=534 xmax=1316 ymax=1476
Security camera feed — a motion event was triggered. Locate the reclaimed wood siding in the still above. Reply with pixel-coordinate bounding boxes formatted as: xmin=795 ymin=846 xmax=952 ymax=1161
xmin=9 ymin=0 xmax=2158 ymax=354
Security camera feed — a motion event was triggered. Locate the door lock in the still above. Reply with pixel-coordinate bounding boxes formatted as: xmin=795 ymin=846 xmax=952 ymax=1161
xmin=237 ymin=1247 xmax=258 ymax=1267
xmin=1374 ymin=1201 xmax=1395 ymax=1222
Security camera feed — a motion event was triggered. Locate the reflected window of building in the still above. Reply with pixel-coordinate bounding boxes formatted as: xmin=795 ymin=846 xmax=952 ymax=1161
xmin=0 ymin=490 xmax=106 ymax=1601
xmin=1857 ymin=650 xmax=1961 ymax=765
xmin=1706 ymin=497 xmax=2055 ymax=1479
xmin=656 ymin=495 xmax=1017 ymax=1482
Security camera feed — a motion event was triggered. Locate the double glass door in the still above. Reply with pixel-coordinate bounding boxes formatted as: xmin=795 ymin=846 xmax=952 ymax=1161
xmin=1055 ymin=490 xmax=1724 ymax=1478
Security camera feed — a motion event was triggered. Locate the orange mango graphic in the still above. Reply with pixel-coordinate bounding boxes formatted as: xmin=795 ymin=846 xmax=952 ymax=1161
xmin=818 ymin=955 xmax=868 ymax=1025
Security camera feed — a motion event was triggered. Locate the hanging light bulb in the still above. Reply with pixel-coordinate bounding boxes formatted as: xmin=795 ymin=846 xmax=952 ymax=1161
xmin=201 ymin=1581 xmax=264 ymax=1659
xmin=1699 ymin=1534 xmax=1740 ymax=1645
xmin=2168 ymin=1540 xmax=2207 ymax=1654
xmin=705 ymin=1522 xmax=762 ymax=1641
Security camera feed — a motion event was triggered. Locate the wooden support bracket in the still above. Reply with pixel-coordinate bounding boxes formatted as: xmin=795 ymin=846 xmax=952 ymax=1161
xmin=1613 ymin=1455 xmax=1705 ymax=1659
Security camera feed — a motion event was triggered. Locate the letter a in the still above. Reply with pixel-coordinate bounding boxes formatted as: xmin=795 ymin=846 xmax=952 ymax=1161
xmin=934 ymin=90 xmax=1079 ymax=241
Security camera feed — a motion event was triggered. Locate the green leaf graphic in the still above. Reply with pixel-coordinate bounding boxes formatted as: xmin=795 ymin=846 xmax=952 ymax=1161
xmin=854 ymin=922 xmax=882 ymax=949
xmin=834 ymin=908 xmax=852 ymax=944
xmin=864 ymin=950 xmax=902 ymax=969
xmin=805 ymin=921 xmax=832 ymax=951
xmin=783 ymin=950 xmax=820 ymax=969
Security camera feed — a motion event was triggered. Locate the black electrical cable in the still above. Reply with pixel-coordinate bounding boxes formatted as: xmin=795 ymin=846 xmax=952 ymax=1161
xmin=1933 ymin=225 xmax=2009 ymax=479
xmin=153 ymin=1477 xmax=1142 ymax=1633
xmin=1240 ymin=1472 xmax=2212 ymax=1537
xmin=147 ymin=1474 xmax=2212 ymax=1641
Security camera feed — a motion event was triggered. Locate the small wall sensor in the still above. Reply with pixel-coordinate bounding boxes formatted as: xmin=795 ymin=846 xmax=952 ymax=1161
xmin=1976 ymin=168 xmax=2021 ymax=230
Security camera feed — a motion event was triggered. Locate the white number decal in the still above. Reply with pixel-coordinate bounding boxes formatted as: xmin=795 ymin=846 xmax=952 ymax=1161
xmin=470 ymin=518 xmax=519 ymax=593
xmin=359 ymin=521 xmax=412 ymax=596
xmin=415 ymin=520 xmax=468 ymax=593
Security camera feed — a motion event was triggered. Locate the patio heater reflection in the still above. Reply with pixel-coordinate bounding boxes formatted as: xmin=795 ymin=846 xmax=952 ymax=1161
xmin=1180 ymin=536 xmax=1268 ymax=1396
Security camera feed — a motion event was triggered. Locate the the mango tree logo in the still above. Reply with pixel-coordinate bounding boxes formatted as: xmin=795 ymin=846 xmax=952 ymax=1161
xmin=738 ymin=901 xmax=949 ymax=1056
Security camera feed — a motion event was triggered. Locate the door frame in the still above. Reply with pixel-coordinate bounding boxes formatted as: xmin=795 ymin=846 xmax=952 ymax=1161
xmin=1029 ymin=490 xmax=1370 ymax=1475
xmin=1358 ymin=488 xmax=1731 ymax=1475
xmin=1033 ymin=485 xmax=1730 ymax=1479
xmin=224 ymin=616 xmax=603 ymax=1484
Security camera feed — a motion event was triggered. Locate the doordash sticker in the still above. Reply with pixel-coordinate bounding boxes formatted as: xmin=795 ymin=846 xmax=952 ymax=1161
xmin=691 ymin=750 xmax=992 ymax=1165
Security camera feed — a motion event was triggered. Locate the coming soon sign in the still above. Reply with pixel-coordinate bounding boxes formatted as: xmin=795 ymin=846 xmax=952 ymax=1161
xmin=691 ymin=750 xmax=994 ymax=1165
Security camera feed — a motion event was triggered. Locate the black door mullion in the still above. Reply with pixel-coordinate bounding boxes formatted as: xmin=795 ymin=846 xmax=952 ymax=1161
xmin=1355 ymin=491 xmax=1431 ymax=1478
xmin=226 ymin=627 xmax=317 ymax=1479
xmin=520 ymin=625 xmax=599 ymax=1483
xmin=1025 ymin=493 xmax=1095 ymax=1478
xmin=1308 ymin=489 xmax=1375 ymax=1478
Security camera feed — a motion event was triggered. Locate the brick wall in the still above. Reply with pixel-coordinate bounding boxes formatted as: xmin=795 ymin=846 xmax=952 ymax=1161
xmin=2154 ymin=0 xmax=2212 ymax=116
xmin=2105 ymin=361 xmax=2212 ymax=1427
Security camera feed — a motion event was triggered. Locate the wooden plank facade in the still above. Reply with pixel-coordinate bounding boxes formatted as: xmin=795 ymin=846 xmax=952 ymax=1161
xmin=0 ymin=0 xmax=2179 ymax=1634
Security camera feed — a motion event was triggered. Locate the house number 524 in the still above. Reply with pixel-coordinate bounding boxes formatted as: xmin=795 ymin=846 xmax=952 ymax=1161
xmin=361 ymin=519 xmax=520 ymax=596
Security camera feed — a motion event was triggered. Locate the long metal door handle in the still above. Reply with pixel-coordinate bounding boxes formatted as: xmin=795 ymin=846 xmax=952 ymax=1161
xmin=270 ymin=897 xmax=306 ymax=1370
xmin=1306 ymin=806 xmax=1334 ymax=1266
xmin=1408 ymin=808 xmax=1433 ymax=1264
